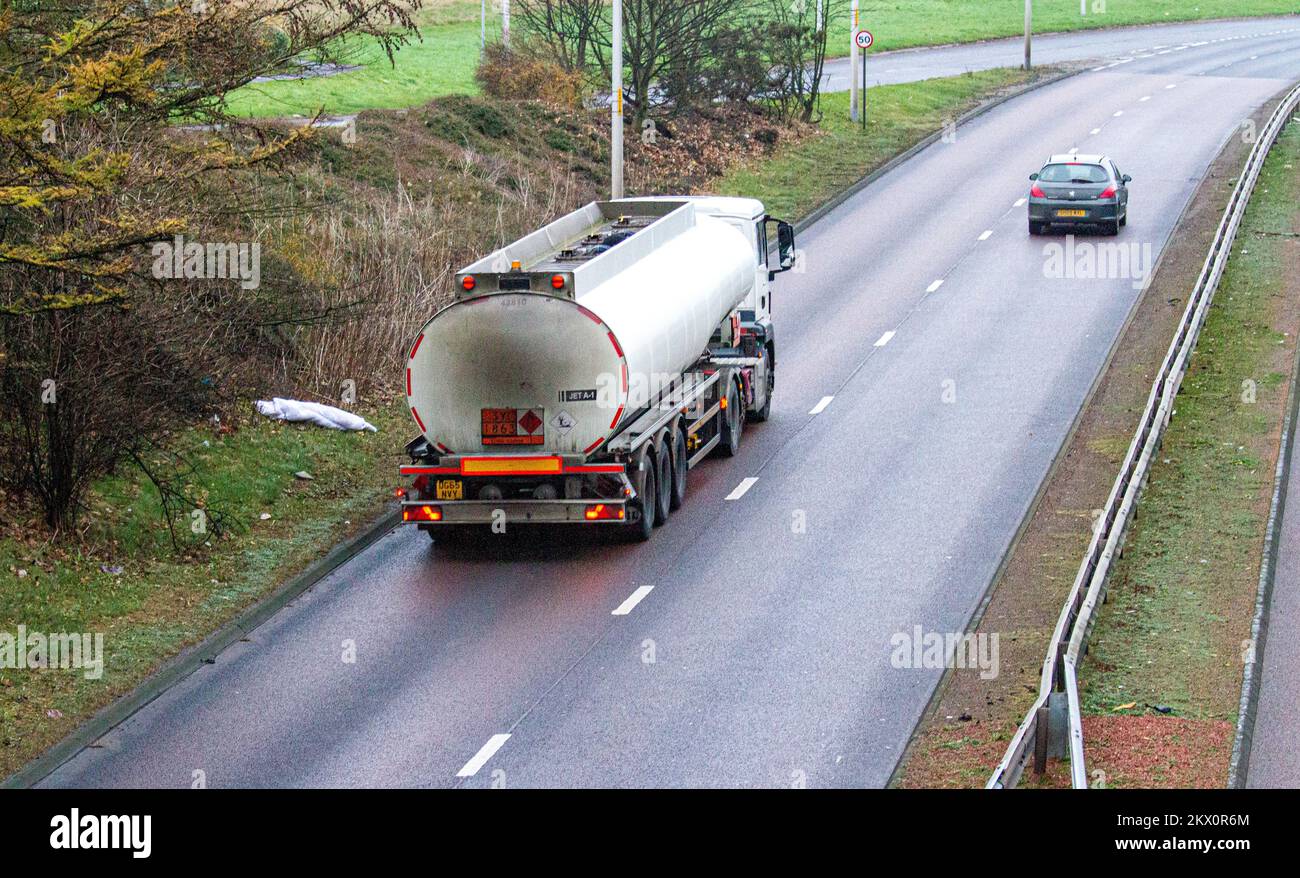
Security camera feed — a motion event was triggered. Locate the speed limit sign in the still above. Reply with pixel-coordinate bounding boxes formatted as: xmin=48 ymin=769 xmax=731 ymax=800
xmin=855 ymin=30 xmax=874 ymax=49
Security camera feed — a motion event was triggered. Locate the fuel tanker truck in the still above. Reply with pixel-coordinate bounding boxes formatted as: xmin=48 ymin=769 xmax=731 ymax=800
xmin=399 ymin=196 xmax=797 ymax=541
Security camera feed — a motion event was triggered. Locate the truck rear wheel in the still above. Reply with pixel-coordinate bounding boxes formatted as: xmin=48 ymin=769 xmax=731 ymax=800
xmin=653 ymin=438 xmax=672 ymax=527
xmin=628 ymin=457 xmax=656 ymax=541
xmin=750 ymin=351 xmax=774 ymax=423
xmin=669 ymin=427 xmax=688 ymax=510
xmin=718 ymin=378 xmax=743 ymax=457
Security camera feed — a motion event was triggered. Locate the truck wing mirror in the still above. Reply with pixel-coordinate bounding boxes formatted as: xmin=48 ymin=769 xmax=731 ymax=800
xmin=777 ymin=221 xmax=796 ymax=269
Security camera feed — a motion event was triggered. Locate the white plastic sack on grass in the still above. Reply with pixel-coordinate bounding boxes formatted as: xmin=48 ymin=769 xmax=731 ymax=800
xmin=255 ymin=397 xmax=377 ymax=432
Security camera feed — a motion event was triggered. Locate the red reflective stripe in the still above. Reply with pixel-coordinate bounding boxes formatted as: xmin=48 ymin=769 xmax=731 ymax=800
xmin=411 ymin=407 xmax=426 ymax=431
xmin=405 ymin=368 xmax=411 ymax=396
xmin=607 ymin=331 xmax=623 ymax=357
xmin=400 ymin=466 xmax=458 ymax=475
xmin=583 ymin=438 xmax=604 ymax=454
xmin=409 ymin=334 xmax=424 ymax=359
xmin=609 ymin=404 xmax=624 ymax=430
xmin=576 ymin=304 xmax=603 ymax=323
xmin=435 ymin=442 xmax=451 ymax=454
xmin=565 ymin=464 xmax=625 ymax=474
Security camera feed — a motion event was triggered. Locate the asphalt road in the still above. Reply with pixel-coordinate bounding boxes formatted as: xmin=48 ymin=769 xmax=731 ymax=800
xmin=41 ymin=25 xmax=1300 ymax=788
xmin=1248 ymin=401 xmax=1300 ymax=788
xmin=822 ymin=15 xmax=1299 ymax=91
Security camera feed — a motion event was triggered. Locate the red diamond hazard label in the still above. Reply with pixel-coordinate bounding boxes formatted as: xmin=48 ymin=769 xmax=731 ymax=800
xmin=518 ymin=409 xmax=543 ymax=435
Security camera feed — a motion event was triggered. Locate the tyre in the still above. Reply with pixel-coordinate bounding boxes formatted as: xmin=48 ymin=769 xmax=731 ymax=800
xmin=628 ymin=456 xmax=656 ymax=541
xmin=1120 ymin=211 xmax=1127 ymax=227
xmin=718 ymin=379 xmax=743 ymax=458
xmin=749 ymin=351 xmax=774 ymax=423
xmin=1105 ymin=218 xmax=1120 ymax=236
xmin=653 ymin=438 xmax=672 ymax=527
xmin=1028 ymin=220 xmax=1044 ymax=236
xmin=669 ymin=427 xmax=688 ymax=511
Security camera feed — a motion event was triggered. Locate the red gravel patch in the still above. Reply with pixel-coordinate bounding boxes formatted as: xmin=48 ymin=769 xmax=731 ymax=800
xmin=1076 ymin=715 xmax=1234 ymax=788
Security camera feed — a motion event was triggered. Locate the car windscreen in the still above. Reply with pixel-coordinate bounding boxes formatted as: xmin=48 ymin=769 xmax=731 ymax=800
xmin=1038 ymin=163 xmax=1110 ymax=184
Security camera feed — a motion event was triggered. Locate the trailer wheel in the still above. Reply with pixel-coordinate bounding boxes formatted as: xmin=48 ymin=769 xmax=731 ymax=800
xmin=749 ymin=348 xmax=774 ymax=423
xmin=627 ymin=455 xmax=656 ymax=541
xmin=718 ymin=378 xmax=743 ymax=457
xmin=653 ymin=436 xmax=672 ymax=526
xmin=669 ymin=426 xmax=688 ymax=510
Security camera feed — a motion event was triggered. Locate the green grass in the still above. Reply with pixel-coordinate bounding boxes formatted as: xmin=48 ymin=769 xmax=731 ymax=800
xmin=718 ymin=67 xmax=1035 ymax=221
xmin=1079 ymin=121 xmax=1300 ymax=722
xmin=0 ymin=400 xmax=406 ymax=777
xmin=827 ymin=0 xmax=1299 ymax=57
xmin=228 ymin=1 xmax=1298 ymax=118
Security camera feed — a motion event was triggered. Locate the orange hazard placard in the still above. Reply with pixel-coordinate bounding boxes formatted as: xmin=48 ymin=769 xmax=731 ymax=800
xmin=481 ymin=408 xmax=544 ymax=445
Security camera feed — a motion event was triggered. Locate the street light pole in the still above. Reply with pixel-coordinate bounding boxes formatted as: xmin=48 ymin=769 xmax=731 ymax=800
xmin=611 ymin=0 xmax=624 ymax=199
xmin=850 ymin=0 xmax=859 ymax=123
xmin=1024 ymin=0 xmax=1032 ymax=70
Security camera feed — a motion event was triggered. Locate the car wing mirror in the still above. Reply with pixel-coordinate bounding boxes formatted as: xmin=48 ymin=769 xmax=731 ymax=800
xmin=1029 ymin=172 xmax=1039 ymax=180
xmin=1122 ymin=174 xmax=1132 ymax=183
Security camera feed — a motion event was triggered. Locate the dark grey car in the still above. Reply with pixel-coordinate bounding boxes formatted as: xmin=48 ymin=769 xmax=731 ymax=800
xmin=1028 ymin=153 xmax=1131 ymax=235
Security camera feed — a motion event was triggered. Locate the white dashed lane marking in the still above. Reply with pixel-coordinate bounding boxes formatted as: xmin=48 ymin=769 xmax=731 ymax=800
xmin=926 ymin=279 xmax=944 ymax=293
xmin=612 ymin=585 xmax=655 ymax=615
xmin=978 ymin=229 xmax=992 ymax=241
xmin=875 ymin=330 xmax=896 ymax=347
xmin=457 ymin=734 xmax=511 ymax=778
xmin=809 ymin=396 xmax=834 ymax=415
xmin=726 ymin=478 xmax=758 ymax=501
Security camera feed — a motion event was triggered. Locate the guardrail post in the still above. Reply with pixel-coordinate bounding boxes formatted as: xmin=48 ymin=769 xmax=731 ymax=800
xmin=1047 ymin=691 xmax=1069 ymax=758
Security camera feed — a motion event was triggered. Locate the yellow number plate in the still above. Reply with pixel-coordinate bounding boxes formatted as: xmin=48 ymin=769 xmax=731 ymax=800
xmin=435 ymin=479 xmax=463 ymax=501
xmin=1056 ymin=209 xmax=1087 ymax=218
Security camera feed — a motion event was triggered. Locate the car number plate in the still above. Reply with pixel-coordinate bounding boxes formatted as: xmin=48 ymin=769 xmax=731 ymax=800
xmin=435 ymin=479 xmax=463 ymax=501
xmin=1056 ymin=209 xmax=1087 ymax=217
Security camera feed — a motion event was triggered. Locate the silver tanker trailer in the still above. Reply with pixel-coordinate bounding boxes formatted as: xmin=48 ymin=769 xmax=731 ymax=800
xmin=399 ymin=196 xmax=796 ymax=541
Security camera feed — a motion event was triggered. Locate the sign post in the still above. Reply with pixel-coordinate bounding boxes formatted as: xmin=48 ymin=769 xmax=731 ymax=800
xmin=855 ymin=29 xmax=873 ymax=131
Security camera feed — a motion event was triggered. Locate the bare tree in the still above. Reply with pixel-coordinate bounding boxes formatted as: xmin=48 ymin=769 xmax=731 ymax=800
xmin=765 ymin=0 xmax=842 ymax=123
xmin=585 ymin=0 xmax=748 ymax=128
xmin=515 ymin=0 xmax=606 ymax=73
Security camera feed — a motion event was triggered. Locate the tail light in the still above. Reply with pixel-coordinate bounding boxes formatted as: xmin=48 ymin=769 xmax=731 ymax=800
xmin=584 ymin=503 xmax=625 ymax=520
xmin=1099 ymin=186 xmax=1117 ymax=199
xmin=461 ymin=275 xmax=476 ymax=291
xmin=1030 ymin=184 xmax=1046 ymax=198
xmin=551 ymin=274 xmax=565 ymax=290
xmin=403 ymin=504 xmax=442 ymax=522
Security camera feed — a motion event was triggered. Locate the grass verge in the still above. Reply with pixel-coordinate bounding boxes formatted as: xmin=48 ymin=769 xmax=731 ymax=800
xmin=0 ymin=400 xmax=407 ymax=778
xmin=227 ymin=1 xmax=1297 ymax=117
